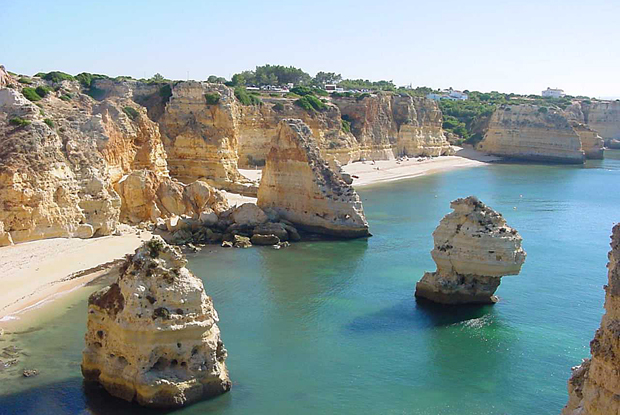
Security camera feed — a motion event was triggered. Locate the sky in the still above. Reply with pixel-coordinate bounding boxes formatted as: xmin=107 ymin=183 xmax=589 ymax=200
xmin=2 ymin=0 xmax=619 ymax=98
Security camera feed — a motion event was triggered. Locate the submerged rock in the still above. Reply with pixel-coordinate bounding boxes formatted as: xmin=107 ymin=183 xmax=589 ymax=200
xmin=562 ymin=224 xmax=620 ymax=415
xmin=257 ymin=119 xmax=370 ymax=238
xmin=415 ymin=196 xmax=526 ymax=304
xmin=81 ymin=236 xmax=231 ymax=408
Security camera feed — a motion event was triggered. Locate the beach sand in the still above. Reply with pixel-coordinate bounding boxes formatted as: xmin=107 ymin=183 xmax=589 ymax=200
xmin=342 ymin=147 xmax=499 ymax=187
xmin=0 ymin=231 xmax=152 ymax=323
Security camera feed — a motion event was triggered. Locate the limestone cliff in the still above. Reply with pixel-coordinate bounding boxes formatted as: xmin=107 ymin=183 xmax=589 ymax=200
xmin=332 ymin=93 xmax=453 ymax=160
xmin=562 ymin=224 xmax=620 ymax=415
xmin=152 ymin=81 xmax=256 ymax=196
xmin=568 ymin=100 xmax=620 ymax=147
xmin=0 ymin=66 xmax=14 ymax=88
xmin=257 ymin=119 xmax=370 ymax=238
xmin=477 ymin=105 xmax=585 ymax=164
xmin=0 ymin=71 xmax=203 ymax=245
xmin=82 ymin=237 xmax=231 ymax=407
xmin=415 ymin=196 xmax=526 ymax=304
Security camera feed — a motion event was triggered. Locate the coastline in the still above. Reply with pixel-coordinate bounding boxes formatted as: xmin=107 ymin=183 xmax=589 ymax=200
xmin=0 ymin=148 xmax=495 ymax=326
xmin=342 ymin=147 xmax=500 ymax=187
xmin=0 ymin=231 xmax=152 ymax=325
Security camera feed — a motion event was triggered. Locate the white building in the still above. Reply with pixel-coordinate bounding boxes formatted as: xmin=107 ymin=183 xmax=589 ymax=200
xmin=542 ymin=87 xmax=565 ymax=98
xmin=426 ymin=88 xmax=468 ymax=101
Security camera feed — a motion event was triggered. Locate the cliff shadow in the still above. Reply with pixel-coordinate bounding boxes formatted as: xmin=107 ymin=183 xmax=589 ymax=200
xmin=0 ymin=377 xmax=234 ymax=415
xmin=345 ymin=296 xmax=496 ymax=334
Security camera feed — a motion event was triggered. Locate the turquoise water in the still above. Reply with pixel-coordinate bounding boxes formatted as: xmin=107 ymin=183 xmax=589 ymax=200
xmin=2 ymin=152 xmax=620 ymax=414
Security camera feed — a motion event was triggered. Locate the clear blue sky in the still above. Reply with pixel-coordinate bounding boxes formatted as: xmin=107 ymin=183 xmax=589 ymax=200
xmin=2 ymin=0 xmax=619 ymax=98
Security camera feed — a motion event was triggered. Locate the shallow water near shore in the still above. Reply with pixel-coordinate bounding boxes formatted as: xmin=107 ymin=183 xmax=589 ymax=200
xmin=2 ymin=152 xmax=620 ymax=414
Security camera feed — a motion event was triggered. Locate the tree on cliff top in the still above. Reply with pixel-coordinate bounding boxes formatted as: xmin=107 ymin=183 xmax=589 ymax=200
xmin=230 ymin=65 xmax=311 ymax=87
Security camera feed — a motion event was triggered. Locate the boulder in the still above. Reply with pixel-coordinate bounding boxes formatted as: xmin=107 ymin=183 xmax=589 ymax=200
xmin=415 ymin=196 xmax=526 ymax=304
xmin=251 ymin=234 xmax=280 ymax=246
xmin=232 ymin=235 xmax=251 ymax=248
xmin=253 ymin=222 xmax=288 ymax=241
xmin=199 ymin=209 xmax=218 ymax=227
xmin=231 ymin=203 xmax=268 ymax=227
xmin=81 ymin=237 xmax=231 ymax=407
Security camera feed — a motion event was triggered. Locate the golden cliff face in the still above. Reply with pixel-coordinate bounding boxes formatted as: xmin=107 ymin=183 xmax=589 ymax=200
xmin=155 ymin=82 xmax=256 ymax=195
xmin=582 ymin=101 xmax=620 ymax=141
xmin=477 ymin=105 xmax=585 ymax=164
xmin=571 ymin=122 xmax=604 ymax=160
xmin=236 ymin=98 xmax=358 ymax=167
xmin=257 ymin=119 xmax=370 ymax=238
xmin=562 ymin=224 xmax=620 ymax=415
xmin=332 ymin=93 xmax=453 ymax=160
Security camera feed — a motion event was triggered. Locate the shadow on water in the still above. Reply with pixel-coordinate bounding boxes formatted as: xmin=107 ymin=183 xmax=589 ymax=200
xmin=346 ymin=296 xmax=496 ymax=334
xmin=0 ymin=377 xmax=235 ymax=415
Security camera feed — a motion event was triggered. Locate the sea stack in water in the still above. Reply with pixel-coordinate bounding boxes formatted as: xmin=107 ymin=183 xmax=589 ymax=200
xmin=81 ymin=237 xmax=231 ymax=408
xmin=562 ymin=224 xmax=620 ymax=415
xmin=415 ymin=196 xmax=526 ymax=304
xmin=257 ymin=119 xmax=370 ymax=238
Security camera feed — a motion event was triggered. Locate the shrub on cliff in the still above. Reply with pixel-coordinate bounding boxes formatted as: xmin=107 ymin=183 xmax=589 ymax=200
xmin=341 ymin=119 xmax=351 ymax=133
xmin=43 ymin=118 xmax=54 ymax=128
xmin=294 ymin=95 xmax=327 ymax=112
xmin=18 ymin=78 xmax=32 ymax=84
xmin=204 ymin=93 xmax=220 ymax=105
xmin=42 ymin=71 xmax=75 ymax=83
xmin=356 ymin=93 xmax=371 ymax=101
xmin=75 ymin=72 xmax=110 ymax=88
xmin=35 ymin=85 xmax=52 ymax=98
xmin=60 ymin=93 xmax=73 ymax=101
xmin=22 ymin=87 xmax=42 ymax=102
xmin=234 ymin=87 xmax=262 ymax=106
xmin=123 ymin=106 xmax=139 ymax=120
xmin=9 ymin=117 xmax=31 ymax=127
xmin=538 ymin=106 xmax=548 ymax=114
xmin=290 ymin=86 xmax=328 ymax=97
xmin=272 ymin=102 xmax=285 ymax=112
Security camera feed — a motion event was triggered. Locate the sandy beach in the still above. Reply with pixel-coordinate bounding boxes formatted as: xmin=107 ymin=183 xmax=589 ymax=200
xmin=0 ymin=231 xmax=152 ymax=323
xmin=342 ymin=147 xmax=499 ymax=187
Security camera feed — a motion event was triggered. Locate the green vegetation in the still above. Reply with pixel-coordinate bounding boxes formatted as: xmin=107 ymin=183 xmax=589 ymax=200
xmin=75 ymin=72 xmax=110 ymax=88
xmin=294 ymin=95 xmax=326 ymax=112
xmin=42 ymin=71 xmax=75 ymax=83
xmin=9 ymin=117 xmax=31 ymax=127
xmin=35 ymin=85 xmax=52 ymax=98
xmin=43 ymin=118 xmax=54 ymax=128
xmin=60 ymin=93 xmax=73 ymax=101
xmin=290 ymin=86 xmax=328 ymax=97
xmin=18 ymin=78 xmax=32 ymax=84
xmin=272 ymin=102 xmax=285 ymax=112
xmin=356 ymin=93 xmax=371 ymax=101
xmin=207 ymin=75 xmax=226 ymax=84
xmin=231 ymin=64 xmax=311 ymax=87
xmin=204 ymin=92 xmax=220 ymax=105
xmin=34 ymin=72 xmax=46 ymax=78
xmin=22 ymin=87 xmax=42 ymax=102
xmin=339 ymin=79 xmax=396 ymax=91
xmin=538 ymin=106 xmax=549 ymax=114
xmin=122 ymin=106 xmax=139 ymax=120
xmin=234 ymin=87 xmax=262 ymax=105
xmin=341 ymin=119 xmax=351 ymax=133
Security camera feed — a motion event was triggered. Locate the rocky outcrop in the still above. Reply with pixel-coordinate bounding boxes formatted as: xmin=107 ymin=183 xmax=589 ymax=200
xmin=562 ymin=224 xmax=620 ymax=415
xmin=572 ymin=122 xmax=604 ymax=160
xmin=332 ymin=93 xmax=454 ymax=161
xmin=477 ymin=105 xmax=585 ymax=164
xmin=0 ymin=66 xmax=14 ymax=88
xmin=415 ymin=196 xmax=526 ymax=304
xmin=257 ymin=119 xmax=370 ymax=238
xmin=82 ymin=237 xmax=231 ymax=408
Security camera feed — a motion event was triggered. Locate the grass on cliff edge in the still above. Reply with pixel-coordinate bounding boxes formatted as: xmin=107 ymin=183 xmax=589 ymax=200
xmin=234 ymin=87 xmax=262 ymax=106
xmin=294 ymin=95 xmax=327 ymax=112
xmin=9 ymin=117 xmax=31 ymax=127
xmin=122 ymin=106 xmax=140 ymax=120
xmin=22 ymin=87 xmax=42 ymax=102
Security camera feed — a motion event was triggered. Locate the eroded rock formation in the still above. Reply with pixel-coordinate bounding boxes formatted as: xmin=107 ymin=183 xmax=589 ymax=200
xmin=562 ymin=224 xmax=620 ymax=415
xmin=82 ymin=237 xmax=231 ymax=407
xmin=571 ymin=122 xmax=604 ymax=160
xmin=257 ymin=119 xmax=370 ymax=238
xmin=0 ymin=66 xmax=14 ymax=88
xmin=415 ymin=196 xmax=526 ymax=304
xmin=477 ymin=105 xmax=585 ymax=164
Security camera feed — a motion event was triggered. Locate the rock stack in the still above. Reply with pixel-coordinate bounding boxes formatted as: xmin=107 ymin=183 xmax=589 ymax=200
xmin=415 ymin=196 xmax=526 ymax=304
xmin=257 ymin=119 xmax=370 ymax=238
xmin=562 ymin=224 xmax=620 ymax=415
xmin=81 ymin=237 xmax=231 ymax=408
